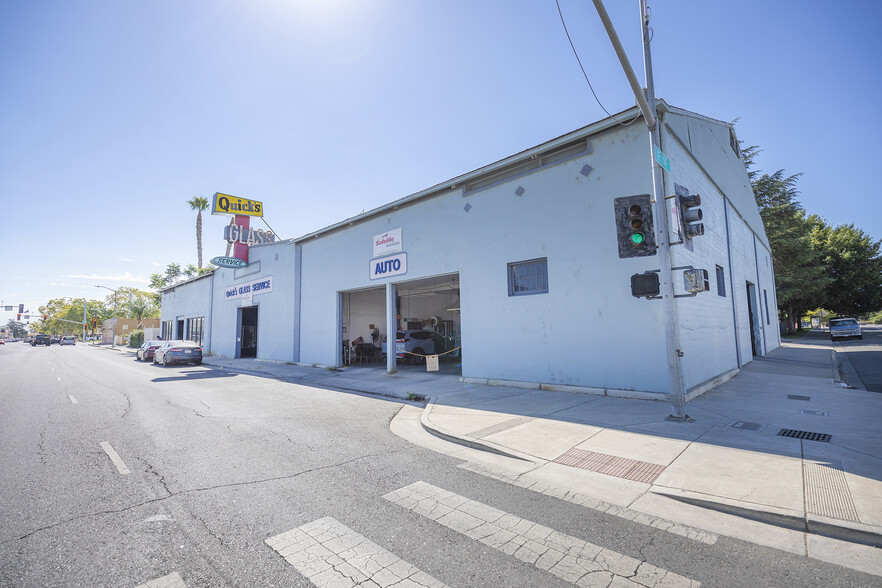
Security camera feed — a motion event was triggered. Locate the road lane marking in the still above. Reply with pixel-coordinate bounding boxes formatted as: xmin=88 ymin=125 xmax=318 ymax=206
xmin=384 ymin=481 xmax=700 ymax=587
xmin=459 ymin=462 xmax=718 ymax=545
xmin=266 ymin=516 xmax=448 ymax=588
xmin=135 ymin=571 xmax=186 ymax=588
xmin=68 ymin=395 xmax=78 ymax=404
xmin=99 ymin=441 xmax=131 ymax=475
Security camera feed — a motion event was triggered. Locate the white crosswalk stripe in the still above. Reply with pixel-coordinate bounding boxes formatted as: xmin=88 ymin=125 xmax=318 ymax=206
xmin=384 ymin=481 xmax=700 ymax=588
xmin=266 ymin=516 xmax=449 ymax=588
xmin=134 ymin=571 xmax=186 ymax=588
xmin=458 ymin=462 xmax=718 ymax=545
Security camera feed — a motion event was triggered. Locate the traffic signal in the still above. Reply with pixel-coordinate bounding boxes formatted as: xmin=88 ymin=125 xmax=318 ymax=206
xmin=631 ymin=272 xmax=660 ymax=298
xmin=17 ymin=314 xmax=21 ymax=320
xmin=43 ymin=314 xmax=48 ymax=320
xmin=677 ymin=194 xmax=704 ymax=239
xmin=93 ymin=318 xmax=98 ymax=329
xmin=614 ymin=194 xmax=656 ymax=258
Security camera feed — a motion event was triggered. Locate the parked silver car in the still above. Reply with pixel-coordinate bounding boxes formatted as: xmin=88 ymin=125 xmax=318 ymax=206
xmin=829 ymin=318 xmax=862 ymax=340
xmin=59 ymin=336 xmax=76 ymax=345
xmin=381 ymin=330 xmax=446 ymax=365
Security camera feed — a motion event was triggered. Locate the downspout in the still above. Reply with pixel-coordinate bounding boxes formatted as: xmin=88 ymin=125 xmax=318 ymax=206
xmin=207 ymin=272 xmax=215 ymax=354
xmin=753 ymin=235 xmax=766 ymax=355
xmin=723 ymin=198 xmax=742 ymax=367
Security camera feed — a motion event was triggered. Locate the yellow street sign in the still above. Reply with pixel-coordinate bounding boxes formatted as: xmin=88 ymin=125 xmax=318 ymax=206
xmin=211 ymin=192 xmax=263 ymax=217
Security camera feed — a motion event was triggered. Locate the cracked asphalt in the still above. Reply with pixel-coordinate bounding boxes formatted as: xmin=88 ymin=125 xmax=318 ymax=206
xmin=1 ymin=343 xmax=878 ymax=587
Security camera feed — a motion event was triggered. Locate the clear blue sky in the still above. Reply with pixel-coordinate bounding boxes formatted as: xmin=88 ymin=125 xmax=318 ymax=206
xmin=2 ymin=0 xmax=879 ymax=319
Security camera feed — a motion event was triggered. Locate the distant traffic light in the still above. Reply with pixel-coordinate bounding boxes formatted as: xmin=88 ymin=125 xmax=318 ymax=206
xmin=43 ymin=314 xmax=48 ymax=320
xmin=614 ymin=194 xmax=656 ymax=258
xmin=17 ymin=314 xmax=21 ymax=320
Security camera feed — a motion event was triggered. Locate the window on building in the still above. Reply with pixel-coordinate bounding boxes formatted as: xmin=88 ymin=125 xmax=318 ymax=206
xmin=161 ymin=320 xmax=172 ymax=340
xmin=729 ymin=128 xmax=742 ymax=159
xmin=716 ymin=265 xmax=726 ymax=297
xmin=187 ymin=317 xmax=204 ymax=346
xmin=763 ymin=290 xmax=770 ymax=325
xmin=508 ymin=258 xmax=549 ymax=296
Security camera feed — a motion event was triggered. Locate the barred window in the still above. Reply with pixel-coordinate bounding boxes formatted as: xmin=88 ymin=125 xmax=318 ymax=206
xmin=508 ymin=258 xmax=549 ymax=296
xmin=187 ymin=317 xmax=204 ymax=346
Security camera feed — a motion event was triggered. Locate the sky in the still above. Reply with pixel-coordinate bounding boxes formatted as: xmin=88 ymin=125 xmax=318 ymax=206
xmin=2 ymin=0 xmax=879 ymax=321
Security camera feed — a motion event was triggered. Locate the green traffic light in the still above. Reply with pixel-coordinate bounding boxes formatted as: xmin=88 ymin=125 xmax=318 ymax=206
xmin=631 ymin=232 xmax=645 ymax=245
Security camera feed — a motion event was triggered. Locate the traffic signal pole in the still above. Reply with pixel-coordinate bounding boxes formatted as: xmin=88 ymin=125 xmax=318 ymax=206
xmin=591 ymin=0 xmax=687 ymax=418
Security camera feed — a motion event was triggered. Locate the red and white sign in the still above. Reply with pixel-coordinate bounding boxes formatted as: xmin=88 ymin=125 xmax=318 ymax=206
xmin=373 ymin=228 xmax=402 ymax=257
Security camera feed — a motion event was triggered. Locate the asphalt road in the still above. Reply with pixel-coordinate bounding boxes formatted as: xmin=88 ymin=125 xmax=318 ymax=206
xmin=832 ymin=324 xmax=882 ymax=392
xmin=0 ymin=343 xmax=877 ymax=587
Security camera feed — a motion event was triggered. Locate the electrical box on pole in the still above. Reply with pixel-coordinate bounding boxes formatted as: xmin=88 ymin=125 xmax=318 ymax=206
xmin=614 ymin=194 xmax=656 ymax=258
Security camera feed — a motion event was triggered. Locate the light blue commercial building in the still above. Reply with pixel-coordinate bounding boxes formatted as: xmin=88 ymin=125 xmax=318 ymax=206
xmin=161 ymin=101 xmax=780 ymax=401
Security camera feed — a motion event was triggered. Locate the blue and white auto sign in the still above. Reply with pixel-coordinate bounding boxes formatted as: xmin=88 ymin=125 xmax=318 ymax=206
xmin=369 ymin=252 xmax=407 ymax=280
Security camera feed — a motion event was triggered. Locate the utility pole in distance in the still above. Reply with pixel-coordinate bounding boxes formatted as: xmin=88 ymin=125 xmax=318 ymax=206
xmin=591 ymin=0 xmax=688 ymax=419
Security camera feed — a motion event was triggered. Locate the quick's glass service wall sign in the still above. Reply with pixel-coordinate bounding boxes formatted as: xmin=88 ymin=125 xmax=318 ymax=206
xmin=225 ymin=276 xmax=273 ymax=301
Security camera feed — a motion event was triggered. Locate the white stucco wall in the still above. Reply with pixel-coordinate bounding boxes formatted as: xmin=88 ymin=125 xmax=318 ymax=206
xmin=298 ymin=123 xmax=673 ymax=393
xmin=207 ymin=241 xmax=298 ymax=361
xmin=160 ymin=274 xmax=213 ymax=344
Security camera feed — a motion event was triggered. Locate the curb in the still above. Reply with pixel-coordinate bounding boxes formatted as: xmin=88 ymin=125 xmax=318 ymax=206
xmin=418 ymin=396 xmax=537 ymax=463
xmin=653 ymin=489 xmax=882 ymax=548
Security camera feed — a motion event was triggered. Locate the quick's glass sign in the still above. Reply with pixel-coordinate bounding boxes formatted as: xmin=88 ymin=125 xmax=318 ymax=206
xmin=225 ymin=276 xmax=273 ymax=301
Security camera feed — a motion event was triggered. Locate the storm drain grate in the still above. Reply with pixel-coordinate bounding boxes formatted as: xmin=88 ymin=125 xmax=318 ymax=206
xmin=778 ymin=428 xmax=831 ymax=442
xmin=787 ymin=394 xmax=811 ymax=401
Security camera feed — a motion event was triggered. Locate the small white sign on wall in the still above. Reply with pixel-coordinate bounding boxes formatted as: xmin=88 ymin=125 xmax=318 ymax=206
xmin=373 ymin=228 xmax=402 ymax=257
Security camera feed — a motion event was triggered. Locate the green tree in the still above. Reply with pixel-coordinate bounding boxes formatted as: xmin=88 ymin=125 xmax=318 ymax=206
xmin=5 ymin=319 xmax=27 ymax=339
xmin=35 ymin=298 xmax=111 ymax=336
xmin=188 ymin=196 xmax=210 ymax=269
xmin=745 ymin=147 xmax=830 ymax=332
xmin=810 ymin=218 xmax=882 ymax=316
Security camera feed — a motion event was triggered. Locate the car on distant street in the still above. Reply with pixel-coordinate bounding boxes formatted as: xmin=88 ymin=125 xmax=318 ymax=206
xmin=59 ymin=336 xmax=76 ymax=346
xmin=136 ymin=340 xmax=163 ymax=362
xmin=830 ymin=318 xmax=862 ymax=341
xmin=153 ymin=340 xmax=203 ymax=366
xmin=31 ymin=334 xmax=51 ymax=346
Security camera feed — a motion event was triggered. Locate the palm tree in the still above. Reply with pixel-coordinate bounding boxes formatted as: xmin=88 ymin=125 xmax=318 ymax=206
xmin=187 ymin=197 xmax=210 ymax=269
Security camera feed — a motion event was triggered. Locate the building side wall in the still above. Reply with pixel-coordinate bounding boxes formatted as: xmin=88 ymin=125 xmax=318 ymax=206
xmin=160 ymin=278 xmax=213 ymax=343
xmin=299 ymin=123 xmax=673 ymax=393
xmin=661 ymin=115 xmax=780 ymax=389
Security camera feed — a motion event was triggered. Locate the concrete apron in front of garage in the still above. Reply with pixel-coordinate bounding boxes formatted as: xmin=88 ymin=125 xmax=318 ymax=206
xmin=392 ymin=336 xmax=882 ymax=578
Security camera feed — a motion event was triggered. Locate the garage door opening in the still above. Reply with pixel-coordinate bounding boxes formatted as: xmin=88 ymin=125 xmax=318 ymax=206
xmin=340 ymin=273 xmax=461 ymax=375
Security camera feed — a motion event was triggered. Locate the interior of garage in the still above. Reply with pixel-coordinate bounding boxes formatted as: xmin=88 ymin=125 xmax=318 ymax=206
xmin=340 ymin=273 xmax=461 ymax=374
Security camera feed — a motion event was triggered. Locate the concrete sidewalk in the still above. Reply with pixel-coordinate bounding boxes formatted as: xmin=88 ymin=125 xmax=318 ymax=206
xmin=100 ymin=333 xmax=882 ymax=575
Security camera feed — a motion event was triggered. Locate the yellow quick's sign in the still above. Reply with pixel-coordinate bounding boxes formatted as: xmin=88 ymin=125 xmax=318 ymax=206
xmin=211 ymin=192 xmax=263 ymax=217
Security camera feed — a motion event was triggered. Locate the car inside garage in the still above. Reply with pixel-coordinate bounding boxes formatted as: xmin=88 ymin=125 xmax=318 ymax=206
xmin=340 ymin=273 xmax=461 ymax=373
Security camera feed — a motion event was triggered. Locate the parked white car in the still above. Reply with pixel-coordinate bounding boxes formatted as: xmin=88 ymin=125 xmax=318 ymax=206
xmin=829 ymin=318 xmax=862 ymax=340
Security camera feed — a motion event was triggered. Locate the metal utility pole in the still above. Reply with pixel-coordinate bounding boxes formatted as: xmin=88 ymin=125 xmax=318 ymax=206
xmin=591 ymin=0 xmax=687 ymax=418
xmin=96 ymin=285 xmax=118 ymax=349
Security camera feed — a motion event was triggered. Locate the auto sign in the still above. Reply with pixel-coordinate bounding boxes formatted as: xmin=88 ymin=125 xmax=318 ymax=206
xmin=211 ymin=256 xmax=248 ymax=268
